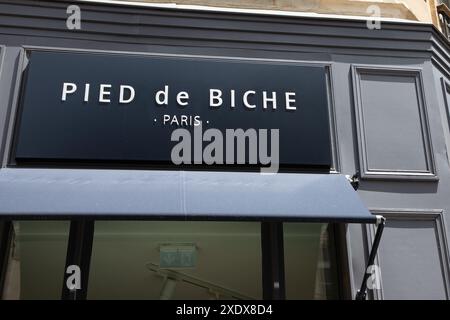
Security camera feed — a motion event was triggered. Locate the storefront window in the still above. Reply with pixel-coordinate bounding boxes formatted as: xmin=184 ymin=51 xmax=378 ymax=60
xmin=0 ymin=221 xmax=341 ymax=300
xmin=284 ymin=223 xmax=339 ymax=299
xmin=1 ymin=221 xmax=70 ymax=300
xmin=87 ymin=221 xmax=263 ymax=300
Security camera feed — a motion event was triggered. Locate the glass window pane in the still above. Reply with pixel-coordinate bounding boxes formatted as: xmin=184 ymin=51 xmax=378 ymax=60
xmin=88 ymin=221 xmax=262 ymax=300
xmin=1 ymin=221 xmax=70 ymax=300
xmin=284 ymin=223 xmax=339 ymax=299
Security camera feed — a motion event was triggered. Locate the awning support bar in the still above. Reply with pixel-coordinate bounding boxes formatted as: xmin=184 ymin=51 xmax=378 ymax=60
xmin=355 ymin=215 xmax=386 ymax=300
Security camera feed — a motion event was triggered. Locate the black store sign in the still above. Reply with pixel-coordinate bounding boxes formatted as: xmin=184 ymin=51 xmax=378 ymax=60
xmin=14 ymin=51 xmax=331 ymax=170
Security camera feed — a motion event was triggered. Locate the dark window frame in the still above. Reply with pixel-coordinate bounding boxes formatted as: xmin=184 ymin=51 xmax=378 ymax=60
xmin=0 ymin=221 xmax=13 ymax=297
xmin=0 ymin=217 xmax=347 ymax=300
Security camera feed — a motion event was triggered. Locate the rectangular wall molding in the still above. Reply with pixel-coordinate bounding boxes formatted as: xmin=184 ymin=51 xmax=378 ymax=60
xmin=440 ymin=77 xmax=450 ymax=167
xmin=352 ymin=65 xmax=437 ymax=181
xmin=326 ymin=65 xmax=341 ymax=172
xmin=366 ymin=209 xmax=450 ymax=300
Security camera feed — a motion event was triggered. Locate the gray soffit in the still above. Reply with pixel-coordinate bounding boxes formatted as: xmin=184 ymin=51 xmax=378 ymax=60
xmin=0 ymin=0 xmax=448 ymax=62
xmin=0 ymin=169 xmax=376 ymax=223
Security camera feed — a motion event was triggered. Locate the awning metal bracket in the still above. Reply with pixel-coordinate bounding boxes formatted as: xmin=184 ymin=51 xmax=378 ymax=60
xmin=345 ymin=172 xmax=360 ymax=191
xmin=355 ymin=215 xmax=386 ymax=300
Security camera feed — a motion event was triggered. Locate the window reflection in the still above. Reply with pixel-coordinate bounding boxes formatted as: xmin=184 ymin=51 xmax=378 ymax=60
xmin=88 ymin=221 xmax=262 ymax=300
xmin=284 ymin=223 xmax=339 ymax=299
xmin=1 ymin=221 xmax=70 ymax=300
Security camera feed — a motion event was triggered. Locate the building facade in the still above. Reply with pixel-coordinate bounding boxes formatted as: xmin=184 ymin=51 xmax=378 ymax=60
xmin=0 ymin=0 xmax=450 ymax=300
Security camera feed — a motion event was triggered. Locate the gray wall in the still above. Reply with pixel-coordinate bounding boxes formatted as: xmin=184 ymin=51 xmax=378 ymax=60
xmin=1 ymin=0 xmax=450 ymax=299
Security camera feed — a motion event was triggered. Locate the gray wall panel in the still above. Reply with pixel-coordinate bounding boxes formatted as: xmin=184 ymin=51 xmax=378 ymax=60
xmin=380 ymin=220 xmax=447 ymax=299
xmin=362 ymin=74 xmax=427 ymax=170
xmin=369 ymin=210 xmax=450 ymax=300
xmin=440 ymin=78 xmax=450 ymax=163
xmin=352 ymin=66 xmax=436 ymax=180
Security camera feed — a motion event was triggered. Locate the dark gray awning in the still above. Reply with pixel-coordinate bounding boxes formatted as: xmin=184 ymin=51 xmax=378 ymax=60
xmin=0 ymin=168 xmax=375 ymax=223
